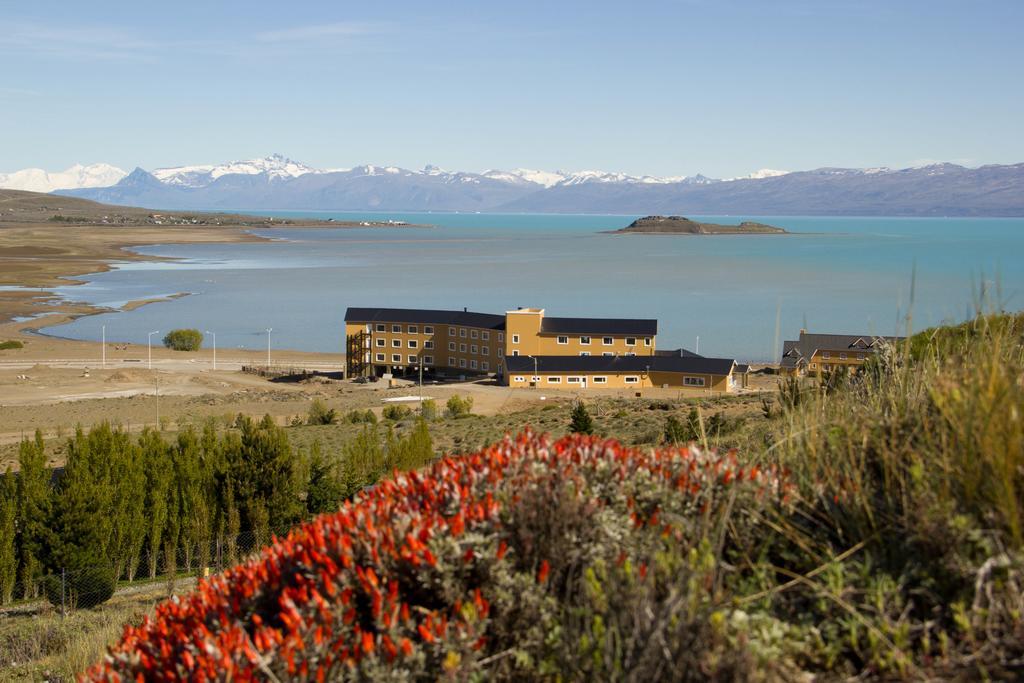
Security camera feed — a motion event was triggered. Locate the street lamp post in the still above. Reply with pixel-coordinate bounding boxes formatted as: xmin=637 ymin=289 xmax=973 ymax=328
xmin=101 ymin=325 xmax=106 ymax=369
xmin=148 ymin=330 xmax=160 ymax=370
xmin=266 ymin=328 xmax=273 ymax=368
xmin=205 ymin=331 xmax=216 ymax=370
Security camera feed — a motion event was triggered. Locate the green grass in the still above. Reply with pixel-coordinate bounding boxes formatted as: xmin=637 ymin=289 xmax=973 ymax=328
xmin=0 ymin=341 xmax=23 ymax=351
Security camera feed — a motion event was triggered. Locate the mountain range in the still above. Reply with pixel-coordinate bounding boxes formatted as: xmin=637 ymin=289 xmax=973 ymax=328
xmin=3 ymin=154 xmax=1021 ymax=216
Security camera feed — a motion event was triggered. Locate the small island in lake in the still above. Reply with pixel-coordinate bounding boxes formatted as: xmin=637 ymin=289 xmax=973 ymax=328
xmin=611 ymin=215 xmax=788 ymax=235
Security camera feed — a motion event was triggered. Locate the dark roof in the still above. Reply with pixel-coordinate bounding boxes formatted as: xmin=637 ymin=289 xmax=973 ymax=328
xmin=345 ymin=307 xmax=505 ymax=330
xmin=539 ymin=317 xmax=658 ymax=336
xmin=734 ymin=364 xmax=750 ymax=374
xmin=505 ymin=354 xmax=736 ymax=376
xmin=780 ymin=332 xmax=904 ymax=362
xmin=654 ymin=347 xmax=703 ymax=358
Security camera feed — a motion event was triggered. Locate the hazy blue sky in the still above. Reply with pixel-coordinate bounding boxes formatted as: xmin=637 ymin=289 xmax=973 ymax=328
xmin=2 ymin=0 xmax=1021 ymax=177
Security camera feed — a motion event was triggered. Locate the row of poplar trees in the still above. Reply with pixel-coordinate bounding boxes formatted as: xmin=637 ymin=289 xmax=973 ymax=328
xmin=0 ymin=414 xmax=435 ymax=604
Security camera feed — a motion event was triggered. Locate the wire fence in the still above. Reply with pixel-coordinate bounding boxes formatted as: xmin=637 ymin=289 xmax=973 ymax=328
xmin=1 ymin=527 xmax=289 ymax=615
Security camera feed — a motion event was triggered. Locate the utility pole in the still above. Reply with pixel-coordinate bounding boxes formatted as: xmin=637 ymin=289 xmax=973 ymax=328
xmin=148 ymin=330 xmax=160 ymax=370
xmin=266 ymin=328 xmax=273 ymax=368
xmin=418 ymin=356 xmax=424 ymax=414
xmin=206 ymin=330 xmax=216 ymax=370
xmin=155 ymin=375 xmax=160 ymax=429
xmin=696 ymin=336 xmax=700 ymax=355
xmin=102 ymin=325 xmax=106 ymax=369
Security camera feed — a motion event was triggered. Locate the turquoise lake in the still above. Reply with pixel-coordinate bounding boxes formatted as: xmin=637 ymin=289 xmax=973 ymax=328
xmin=45 ymin=213 xmax=1024 ymax=361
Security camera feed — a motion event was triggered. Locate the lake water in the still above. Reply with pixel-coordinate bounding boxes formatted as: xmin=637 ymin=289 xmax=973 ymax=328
xmin=44 ymin=213 xmax=1024 ymax=361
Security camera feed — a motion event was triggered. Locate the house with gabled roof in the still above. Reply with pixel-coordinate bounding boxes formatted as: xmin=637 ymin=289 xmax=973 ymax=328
xmin=780 ymin=330 xmax=904 ymax=375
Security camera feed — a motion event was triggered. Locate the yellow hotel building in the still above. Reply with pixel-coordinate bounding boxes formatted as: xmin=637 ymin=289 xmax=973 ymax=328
xmin=779 ymin=331 xmax=904 ymax=376
xmin=345 ymin=306 xmax=745 ymax=391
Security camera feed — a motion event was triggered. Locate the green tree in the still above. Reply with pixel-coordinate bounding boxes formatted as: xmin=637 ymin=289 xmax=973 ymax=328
xmin=305 ymin=443 xmax=345 ymax=515
xmin=569 ymin=401 xmax=595 ymax=435
xmin=0 ymin=469 xmax=17 ymax=604
xmin=663 ymin=415 xmax=689 ymax=445
xmin=16 ymin=431 xmax=49 ymax=598
xmin=342 ymin=425 xmax=384 ymax=496
xmin=162 ymin=329 xmax=203 ymax=351
xmin=140 ymin=428 xmax=173 ymax=579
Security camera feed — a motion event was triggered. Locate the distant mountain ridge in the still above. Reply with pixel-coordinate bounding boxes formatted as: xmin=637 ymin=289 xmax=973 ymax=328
xmin=14 ymin=154 xmax=1022 ymax=216
xmin=0 ymin=163 xmax=126 ymax=193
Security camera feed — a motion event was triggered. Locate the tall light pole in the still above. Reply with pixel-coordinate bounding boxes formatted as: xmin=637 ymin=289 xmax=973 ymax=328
xmin=696 ymin=336 xmax=700 ymax=355
xmin=265 ymin=328 xmax=273 ymax=368
xmin=527 ymin=355 xmax=538 ymax=387
xmin=101 ymin=324 xmax=106 ymax=369
xmin=205 ymin=330 xmax=216 ymax=370
xmin=148 ymin=330 xmax=160 ymax=370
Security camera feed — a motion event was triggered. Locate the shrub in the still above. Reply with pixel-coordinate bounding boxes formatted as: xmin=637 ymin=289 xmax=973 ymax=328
xmin=445 ymin=394 xmax=473 ymax=418
xmin=345 ymin=409 xmax=377 ymax=424
xmin=162 ymin=329 xmax=203 ymax=352
xmin=44 ymin=566 xmax=116 ymax=610
xmin=84 ymin=432 xmax=786 ymax=681
xmin=0 ymin=340 xmax=23 ymax=350
xmin=382 ymin=404 xmax=413 ymax=421
xmin=420 ymin=399 xmax=438 ymax=421
xmin=307 ymin=399 xmax=337 ymax=425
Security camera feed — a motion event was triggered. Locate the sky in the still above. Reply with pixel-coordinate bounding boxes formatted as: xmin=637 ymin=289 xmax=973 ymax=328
xmin=1 ymin=0 xmax=1022 ymax=178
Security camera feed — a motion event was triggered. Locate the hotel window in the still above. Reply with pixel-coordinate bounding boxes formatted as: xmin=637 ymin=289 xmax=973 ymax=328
xmin=470 ymin=360 xmax=478 ymax=370
xmin=424 ymin=340 xmax=434 ymax=349
xmin=481 ymin=346 xmax=488 ymax=356
xmin=602 ymin=337 xmax=613 ymax=346
xmin=593 ymin=377 xmax=607 ymax=384
xmin=498 ymin=333 xmax=504 ymax=343
xmin=514 ymin=376 xmax=525 ymax=382
xmin=512 ymin=334 xmax=519 ymax=344
xmin=625 ymin=352 xmax=637 ymax=357
xmin=482 ymin=331 xmax=489 ymax=341
xmin=481 ymin=361 xmax=489 ymax=371
xmin=624 ymin=376 xmax=639 ymax=384
xmin=567 ymin=377 xmax=581 ymax=384
xmin=602 ymin=352 xmax=615 ymax=357
xmin=449 ymin=342 xmax=456 ymax=351
xmin=408 ymin=325 xmax=418 ymax=334
xmin=683 ymin=377 xmax=706 ymax=387
xmin=580 ymin=352 xmax=590 ymax=357
xmin=424 ymin=356 xmax=434 ymax=365
xmin=392 ymin=324 xmax=402 ymax=333
xmin=626 ymin=337 xmax=637 ymax=346
xmin=857 ymin=353 xmax=865 ymax=359
xmin=391 ymin=354 xmax=402 ymax=363
xmin=375 ymin=353 xmax=385 ymax=362
xmin=392 ymin=339 xmax=401 ymax=348
xmin=840 ymin=353 xmax=848 ymax=360
xmin=460 ymin=343 xmax=467 ymax=352
xmin=408 ymin=340 xmax=418 ymax=348
xmin=424 ymin=326 xmax=433 ymax=334
xmin=460 ymin=328 xmax=467 ymax=338
xmin=408 ymin=355 xmax=418 ymax=364
xmin=822 ymin=352 xmax=831 ymax=359
xmin=471 ymin=330 xmax=478 ymax=339
xmin=449 ymin=327 xmax=456 ymax=336
xmin=547 ymin=376 xmax=561 ymax=384
xmin=497 ymin=348 xmax=504 ymax=357
xmin=448 ymin=357 xmax=455 ymax=366
xmin=512 ymin=350 xmax=519 ymax=356
xmin=810 ymin=363 xmax=817 ymax=369
xmin=375 ymin=338 xmax=385 ymax=347
xmin=580 ymin=336 xmax=591 ymax=345
xmin=375 ymin=324 xmax=386 ymax=333
xmin=644 ymin=338 xmax=652 ymax=347
xmin=471 ymin=344 xmax=478 ymax=354
xmin=556 ymin=336 xmax=568 ymax=345
xmin=459 ymin=359 xmax=467 ymax=368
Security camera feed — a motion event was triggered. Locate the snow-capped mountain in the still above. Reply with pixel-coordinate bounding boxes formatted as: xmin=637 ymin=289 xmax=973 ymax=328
xmin=0 ymin=163 xmax=126 ymax=193
xmin=48 ymin=155 xmax=1024 ymax=216
xmin=152 ymin=153 xmax=319 ymax=188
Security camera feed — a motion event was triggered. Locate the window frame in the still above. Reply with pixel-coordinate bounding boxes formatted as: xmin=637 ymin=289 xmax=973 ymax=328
xmin=625 ymin=337 xmax=637 ymax=346
xmin=683 ymin=376 xmax=706 ymax=387
xmin=375 ymin=324 xmax=386 ymax=333
xmin=375 ymin=353 xmax=385 ymax=362
xmin=593 ymin=376 xmax=607 ymax=384
xmin=391 ymin=324 xmax=402 ymax=334
xmin=391 ymin=353 xmax=402 ymax=363
xmin=408 ymin=325 xmax=418 ymax=334
xmin=556 ymin=335 xmax=568 ymax=345
xmin=579 ymin=336 xmax=591 ymax=345
xmin=624 ymin=376 xmax=639 ymax=384
xmin=602 ymin=337 xmax=613 ymax=346
xmin=546 ymin=376 xmax=561 ymax=384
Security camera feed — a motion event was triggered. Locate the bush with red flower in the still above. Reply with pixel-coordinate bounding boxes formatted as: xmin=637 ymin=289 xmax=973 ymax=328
xmin=85 ymin=430 xmax=792 ymax=681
